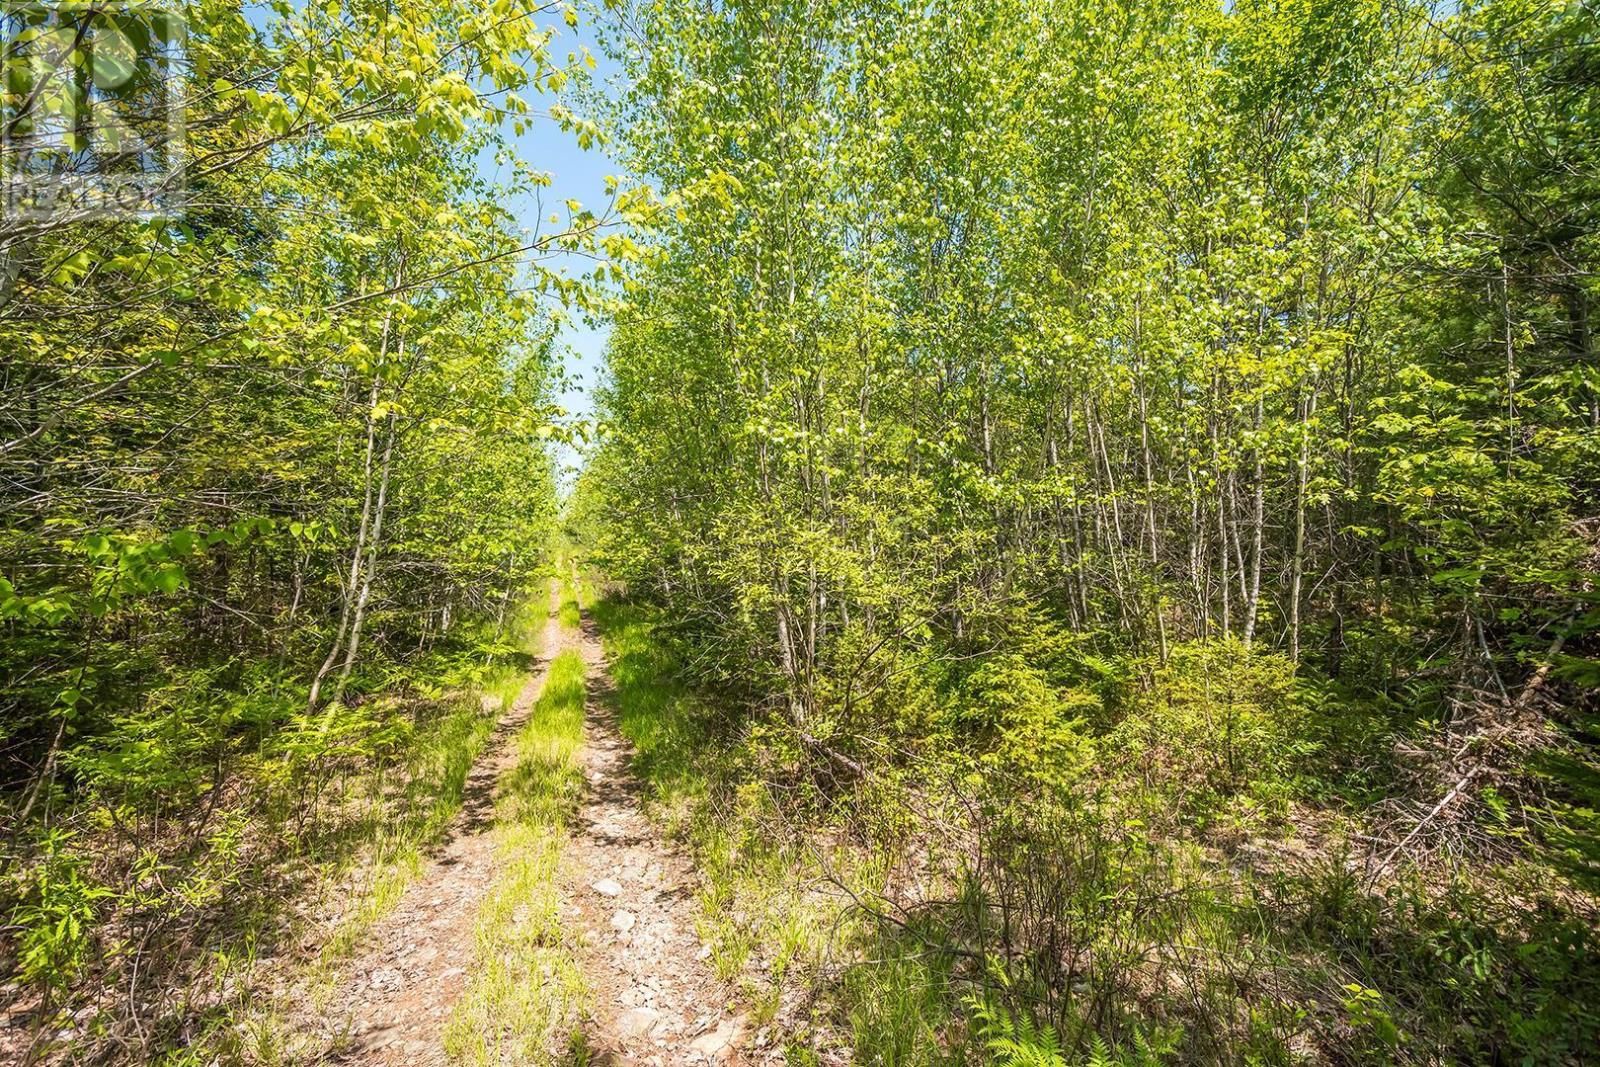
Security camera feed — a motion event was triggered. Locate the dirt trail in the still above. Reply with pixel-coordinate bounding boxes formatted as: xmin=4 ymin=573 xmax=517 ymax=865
xmin=564 ymin=618 xmax=753 ymax=1065
xmin=283 ymin=583 xmax=752 ymax=1065
xmin=286 ymin=581 xmax=568 ymax=1064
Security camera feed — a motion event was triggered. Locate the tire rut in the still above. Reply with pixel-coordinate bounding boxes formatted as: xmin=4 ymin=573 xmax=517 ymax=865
xmin=278 ymin=582 xmax=568 ymax=1065
xmin=562 ymin=617 xmax=753 ymax=1066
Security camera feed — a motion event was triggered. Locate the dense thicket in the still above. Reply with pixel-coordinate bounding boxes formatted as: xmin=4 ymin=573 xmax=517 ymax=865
xmin=0 ymin=0 xmax=641 ymax=1055
xmin=580 ymin=0 xmax=1600 ymax=1060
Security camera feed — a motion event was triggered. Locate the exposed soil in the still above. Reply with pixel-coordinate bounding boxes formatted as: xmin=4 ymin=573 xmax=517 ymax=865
xmin=564 ymin=618 xmax=756 ymax=1065
xmin=277 ymin=584 xmax=568 ymax=1064
xmin=276 ymin=585 xmax=756 ymax=1065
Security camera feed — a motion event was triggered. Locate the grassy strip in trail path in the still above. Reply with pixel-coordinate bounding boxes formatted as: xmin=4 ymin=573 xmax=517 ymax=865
xmin=444 ymin=638 xmax=588 ymax=1065
xmin=558 ymin=572 xmax=583 ymax=631
xmin=316 ymin=663 xmax=532 ymax=966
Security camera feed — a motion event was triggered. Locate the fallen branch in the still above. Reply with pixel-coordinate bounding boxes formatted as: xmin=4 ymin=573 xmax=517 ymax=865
xmin=1367 ymin=622 xmax=1572 ymax=882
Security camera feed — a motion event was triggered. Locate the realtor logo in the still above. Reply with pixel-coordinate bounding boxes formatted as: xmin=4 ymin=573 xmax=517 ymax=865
xmin=1 ymin=1 xmax=186 ymax=223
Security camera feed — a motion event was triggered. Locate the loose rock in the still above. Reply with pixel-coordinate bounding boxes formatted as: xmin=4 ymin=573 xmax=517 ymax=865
xmin=617 ymin=1005 xmax=661 ymax=1039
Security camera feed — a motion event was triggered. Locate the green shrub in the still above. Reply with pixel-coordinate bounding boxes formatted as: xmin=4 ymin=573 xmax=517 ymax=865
xmin=1111 ymin=640 xmax=1313 ymax=826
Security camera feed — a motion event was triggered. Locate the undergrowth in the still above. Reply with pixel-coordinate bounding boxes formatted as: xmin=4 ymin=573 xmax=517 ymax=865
xmin=589 ymin=592 xmax=1600 ymax=1066
xmin=1 ymin=591 xmax=548 ymax=1065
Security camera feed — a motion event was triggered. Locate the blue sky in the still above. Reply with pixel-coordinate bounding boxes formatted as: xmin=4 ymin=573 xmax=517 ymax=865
xmin=473 ymin=14 xmax=627 ymax=493
xmin=244 ymin=2 xmax=622 ymax=490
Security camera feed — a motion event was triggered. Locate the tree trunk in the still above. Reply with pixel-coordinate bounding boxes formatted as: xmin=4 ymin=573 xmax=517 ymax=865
xmin=333 ymin=403 xmax=398 ymax=702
